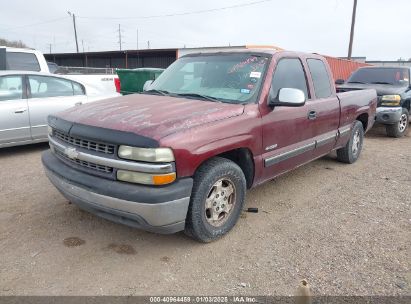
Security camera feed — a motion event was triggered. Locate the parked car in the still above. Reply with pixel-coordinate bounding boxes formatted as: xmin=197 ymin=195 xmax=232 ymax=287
xmin=0 ymin=46 xmax=119 ymax=94
xmin=0 ymin=71 xmax=120 ymax=148
xmin=42 ymin=49 xmax=377 ymax=242
xmin=337 ymin=66 xmax=410 ymax=137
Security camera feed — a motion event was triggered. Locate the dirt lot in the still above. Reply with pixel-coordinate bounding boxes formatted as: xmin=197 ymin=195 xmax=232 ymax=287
xmin=0 ymin=125 xmax=409 ymax=296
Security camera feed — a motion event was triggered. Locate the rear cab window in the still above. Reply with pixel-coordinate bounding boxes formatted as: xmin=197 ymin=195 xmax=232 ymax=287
xmin=307 ymin=59 xmax=333 ymax=98
xmin=6 ymin=52 xmax=41 ymax=72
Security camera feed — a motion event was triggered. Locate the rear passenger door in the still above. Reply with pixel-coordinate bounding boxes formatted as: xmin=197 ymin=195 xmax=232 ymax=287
xmin=305 ymin=58 xmax=340 ymax=158
xmin=27 ymin=75 xmax=87 ymax=140
xmin=0 ymin=75 xmax=31 ymax=145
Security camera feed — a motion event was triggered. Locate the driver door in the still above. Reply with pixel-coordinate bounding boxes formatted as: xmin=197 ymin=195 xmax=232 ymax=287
xmin=260 ymin=57 xmax=316 ymax=181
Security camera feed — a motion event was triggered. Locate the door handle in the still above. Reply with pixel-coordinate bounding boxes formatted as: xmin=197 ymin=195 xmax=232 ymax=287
xmin=14 ymin=108 xmax=27 ymax=114
xmin=308 ymin=110 xmax=317 ymax=120
xmin=75 ymin=102 xmax=82 ymax=106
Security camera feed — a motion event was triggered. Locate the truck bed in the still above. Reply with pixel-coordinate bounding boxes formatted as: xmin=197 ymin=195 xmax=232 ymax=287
xmin=337 ymin=88 xmax=378 ymax=133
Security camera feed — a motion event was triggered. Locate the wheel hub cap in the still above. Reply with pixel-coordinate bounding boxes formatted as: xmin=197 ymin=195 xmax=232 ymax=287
xmin=205 ymin=178 xmax=236 ymax=227
xmin=352 ymin=130 xmax=361 ymax=155
xmin=398 ymin=114 xmax=407 ymax=132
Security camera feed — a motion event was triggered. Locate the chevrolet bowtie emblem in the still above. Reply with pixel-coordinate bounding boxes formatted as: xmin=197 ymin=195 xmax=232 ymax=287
xmin=65 ymin=147 xmax=79 ymax=160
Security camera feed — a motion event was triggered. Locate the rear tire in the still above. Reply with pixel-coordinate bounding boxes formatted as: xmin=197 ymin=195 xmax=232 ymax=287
xmin=184 ymin=157 xmax=246 ymax=243
xmin=385 ymin=108 xmax=409 ymax=138
xmin=336 ymin=121 xmax=364 ymax=164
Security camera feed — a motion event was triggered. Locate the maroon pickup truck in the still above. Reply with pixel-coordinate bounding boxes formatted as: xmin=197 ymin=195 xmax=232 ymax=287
xmin=42 ymin=49 xmax=377 ymax=242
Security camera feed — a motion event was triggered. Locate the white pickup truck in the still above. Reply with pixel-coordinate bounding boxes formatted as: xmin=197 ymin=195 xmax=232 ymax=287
xmin=0 ymin=46 xmax=119 ymax=94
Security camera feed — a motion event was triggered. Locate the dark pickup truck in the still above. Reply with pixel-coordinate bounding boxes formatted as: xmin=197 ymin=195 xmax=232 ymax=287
xmin=338 ymin=66 xmax=411 ymax=137
xmin=42 ymin=49 xmax=377 ymax=242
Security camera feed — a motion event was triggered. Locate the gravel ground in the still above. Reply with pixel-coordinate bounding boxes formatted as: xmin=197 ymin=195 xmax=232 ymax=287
xmin=0 ymin=124 xmax=409 ymax=296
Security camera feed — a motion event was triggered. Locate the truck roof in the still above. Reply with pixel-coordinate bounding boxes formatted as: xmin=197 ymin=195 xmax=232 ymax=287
xmin=1 ymin=46 xmax=38 ymax=52
xmin=182 ymin=48 xmax=324 ymax=60
xmin=356 ymin=66 xmax=411 ymax=70
xmin=0 ymin=70 xmax=53 ymax=76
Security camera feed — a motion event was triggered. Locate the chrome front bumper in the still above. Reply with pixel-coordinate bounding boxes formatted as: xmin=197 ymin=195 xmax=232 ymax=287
xmin=42 ymin=151 xmax=193 ymax=234
xmin=376 ymin=107 xmax=403 ymax=124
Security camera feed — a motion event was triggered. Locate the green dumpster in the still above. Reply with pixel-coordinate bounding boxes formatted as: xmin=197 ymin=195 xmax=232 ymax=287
xmin=116 ymin=68 xmax=165 ymax=95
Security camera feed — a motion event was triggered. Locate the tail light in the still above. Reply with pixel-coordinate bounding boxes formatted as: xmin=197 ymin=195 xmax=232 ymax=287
xmin=114 ymin=78 xmax=121 ymax=93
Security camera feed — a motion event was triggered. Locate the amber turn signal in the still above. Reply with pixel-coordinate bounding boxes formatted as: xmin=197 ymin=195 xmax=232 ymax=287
xmin=152 ymin=173 xmax=177 ymax=185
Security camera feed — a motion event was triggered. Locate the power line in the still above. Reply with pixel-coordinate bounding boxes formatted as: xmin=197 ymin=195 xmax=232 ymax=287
xmin=0 ymin=16 xmax=69 ymax=32
xmin=77 ymin=0 xmax=273 ymax=20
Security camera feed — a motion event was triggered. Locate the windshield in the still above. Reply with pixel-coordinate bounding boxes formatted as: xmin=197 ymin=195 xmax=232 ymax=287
xmin=147 ymin=53 xmax=270 ymax=104
xmin=348 ymin=67 xmax=410 ymax=86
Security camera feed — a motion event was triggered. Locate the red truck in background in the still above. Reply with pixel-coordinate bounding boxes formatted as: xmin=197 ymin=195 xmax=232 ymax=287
xmin=42 ymin=49 xmax=377 ymax=242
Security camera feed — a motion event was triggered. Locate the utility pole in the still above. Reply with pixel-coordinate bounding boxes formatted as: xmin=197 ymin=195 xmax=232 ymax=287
xmin=48 ymin=43 xmax=52 ymax=54
xmin=347 ymin=0 xmax=358 ymax=59
xmin=68 ymin=11 xmax=79 ymax=53
xmin=82 ymin=40 xmax=85 ymax=53
xmin=147 ymin=40 xmax=150 ymax=49
xmin=118 ymin=24 xmax=123 ymax=51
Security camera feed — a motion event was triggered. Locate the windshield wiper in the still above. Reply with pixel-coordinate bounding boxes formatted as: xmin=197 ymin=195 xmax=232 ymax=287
xmin=347 ymin=81 xmax=366 ymax=84
xmin=370 ymin=81 xmax=394 ymax=85
xmin=142 ymin=89 xmax=171 ymax=96
xmin=175 ymin=93 xmax=222 ymax=103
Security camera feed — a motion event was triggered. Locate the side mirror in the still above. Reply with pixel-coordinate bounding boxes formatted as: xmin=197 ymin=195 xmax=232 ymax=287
xmin=143 ymin=80 xmax=154 ymax=91
xmin=335 ymin=79 xmax=345 ymax=85
xmin=269 ymin=88 xmax=306 ymax=107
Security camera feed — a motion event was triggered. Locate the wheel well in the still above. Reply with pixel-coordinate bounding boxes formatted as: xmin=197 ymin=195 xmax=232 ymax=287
xmin=217 ymin=148 xmax=255 ymax=189
xmin=356 ymin=113 xmax=369 ymax=131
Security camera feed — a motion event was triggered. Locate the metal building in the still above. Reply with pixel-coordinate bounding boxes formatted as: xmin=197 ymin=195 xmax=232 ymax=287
xmin=44 ymin=48 xmax=178 ymax=69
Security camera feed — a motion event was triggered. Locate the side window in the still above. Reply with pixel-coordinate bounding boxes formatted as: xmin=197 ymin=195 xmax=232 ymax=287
xmin=270 ymin=58 xmax=308 ymax=99
xmin=28 ymin=75 xmax=74 ymax=98
xmin=0 ymin=75 xmax=23 ymax=101
xmin=307 ymin=59 xmax=332 ymax=98
xmin=72 ymin=81 xmax=85 ymax=95
xmin=6 ymin=52 xmax=41 ymax=72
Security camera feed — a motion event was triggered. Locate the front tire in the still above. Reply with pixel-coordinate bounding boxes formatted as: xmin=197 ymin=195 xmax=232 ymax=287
xmin=184 ymin=157 xmax=246 ymax=242
xmin=386 ymin=108 xmax=409 ymax=138
xmin=336 ymin=121 xmax=364 ymax=164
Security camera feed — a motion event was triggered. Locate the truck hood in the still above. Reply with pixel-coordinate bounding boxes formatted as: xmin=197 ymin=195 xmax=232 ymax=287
xmin=338 ymin=83 xmax=407 ymax=96
xmin=56 ymin=94 xmax=245 ymax=141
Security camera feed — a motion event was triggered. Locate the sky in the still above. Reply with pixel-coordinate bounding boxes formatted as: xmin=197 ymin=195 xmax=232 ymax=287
xmin=0 ymin=0 xmax=410 ymax=61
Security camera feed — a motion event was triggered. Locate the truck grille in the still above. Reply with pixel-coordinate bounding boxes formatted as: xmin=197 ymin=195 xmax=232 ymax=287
xmin=53 ymin=129 xmax=115 ymax=154
xmin=55 ymin=149 xmax=113 ymax=174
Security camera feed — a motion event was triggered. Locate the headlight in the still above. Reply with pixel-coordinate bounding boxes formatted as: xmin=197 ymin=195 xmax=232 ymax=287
xmin=117 ymin=170 xmax=176 ymax=185
xmin=118 ymin=146 xmax=174 ymax=162
xmin=381 ymin=95 xmax=401 ymax=106
xmin=47 ymin=125 xmax=53 ymax=136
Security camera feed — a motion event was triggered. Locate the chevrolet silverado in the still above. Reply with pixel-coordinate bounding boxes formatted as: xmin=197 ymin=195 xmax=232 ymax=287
xmin=42 ymin=49 xmax=377 ymax=242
